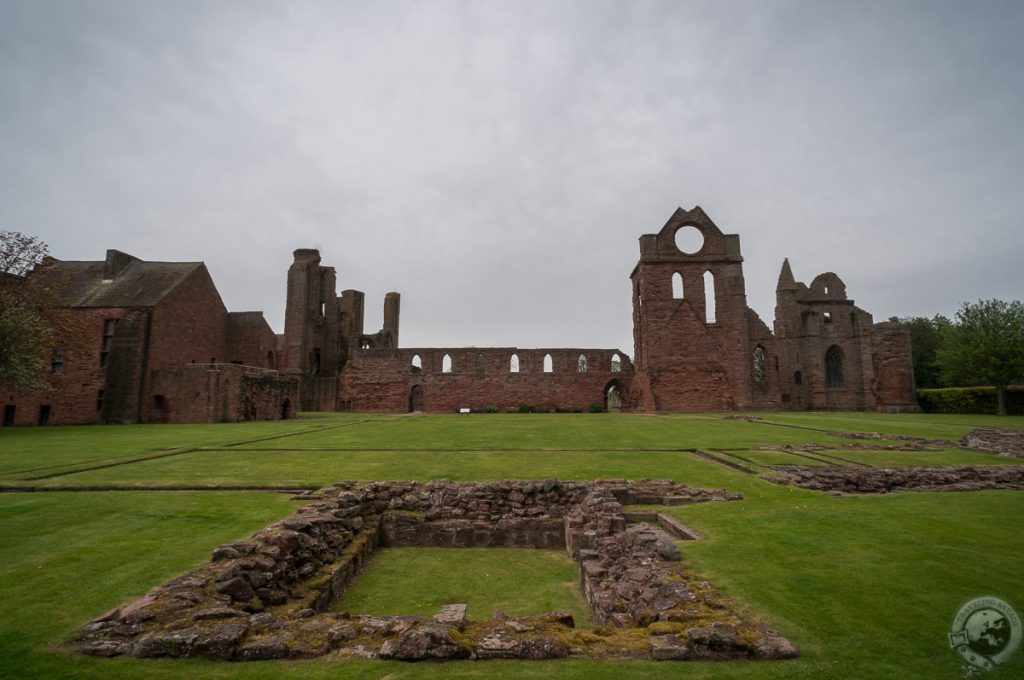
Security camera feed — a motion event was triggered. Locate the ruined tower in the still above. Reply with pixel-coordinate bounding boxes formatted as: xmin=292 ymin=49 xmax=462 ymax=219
xmin=630 ymin=207 xmax=776 ymax=411
xmin=283 ymin=249 xmax=341 ymax=411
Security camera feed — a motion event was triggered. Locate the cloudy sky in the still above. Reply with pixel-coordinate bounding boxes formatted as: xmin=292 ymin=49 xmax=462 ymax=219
xmin=2 ymin=1 xmax=1022 ymax=355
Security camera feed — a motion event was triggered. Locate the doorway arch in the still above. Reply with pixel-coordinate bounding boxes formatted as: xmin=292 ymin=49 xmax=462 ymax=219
xmin=604 ymin=381 xmax=623 ymax=412
xmin=409 ymin=385 xmax=424 ymax=412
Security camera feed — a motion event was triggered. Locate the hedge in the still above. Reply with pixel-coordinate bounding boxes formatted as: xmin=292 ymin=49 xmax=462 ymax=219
xmin=916 ymin=385 xmax=1024 ymax=415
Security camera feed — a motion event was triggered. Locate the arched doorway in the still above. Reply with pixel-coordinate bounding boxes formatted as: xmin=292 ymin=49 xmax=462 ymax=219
xmin=281 ymin=398 xmax=291 ymax=420
xmin=409 ymin=385 xmax=424 ymax=412
xmin=605 ymin=381 xmax=622 ymax=412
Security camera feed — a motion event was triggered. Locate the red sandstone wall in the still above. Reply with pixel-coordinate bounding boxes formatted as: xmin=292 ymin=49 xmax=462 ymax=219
xmin=339 ymin=348 xmax=633 ymax=412
xmin=630 ymin=209 xmax=755 ymax=412
xmin=147 ymin=365 xmax=298 ymax=423
xmin=871 ymin=321 xmax=920 ymax=412
xmin=227 ymin=312 xmax=279 ymax=369
xmin=146 ymin=266 xmax=229 ymax=372
xmin=3 ymin=308 xmax=124 ymax=425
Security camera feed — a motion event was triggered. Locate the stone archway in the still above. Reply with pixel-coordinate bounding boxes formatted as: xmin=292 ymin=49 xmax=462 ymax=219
xmin=409 ymin=385 xmax=424 ymax=413
xmin=605 ymin=381 xmax=622 ymax=412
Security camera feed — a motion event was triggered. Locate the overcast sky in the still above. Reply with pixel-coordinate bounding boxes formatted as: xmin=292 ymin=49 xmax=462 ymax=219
xmin=2 ymin=1 xmax=1022 ymax=355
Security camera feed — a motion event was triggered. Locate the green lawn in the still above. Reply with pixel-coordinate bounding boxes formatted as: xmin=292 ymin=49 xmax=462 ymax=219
xmin=334 ymin=547 xmax=591 ymax=625
xmin=1 ymin=412 xmax=1022 ymax=679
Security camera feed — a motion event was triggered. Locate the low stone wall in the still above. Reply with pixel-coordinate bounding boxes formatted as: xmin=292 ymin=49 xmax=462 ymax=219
xmin=960 ymin=427 xmax=1024 ymax=458
xmin=70 ymin=479 xmax=796 ymax=663
xmin=771 ymin=465 xmax=1024 ymax=493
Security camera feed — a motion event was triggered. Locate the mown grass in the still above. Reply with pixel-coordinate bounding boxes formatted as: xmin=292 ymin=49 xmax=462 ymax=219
xmin=334 ymin=548 xmax=591 ymax=624
xmin=0 ymin=412 xmax=1022 ymax=679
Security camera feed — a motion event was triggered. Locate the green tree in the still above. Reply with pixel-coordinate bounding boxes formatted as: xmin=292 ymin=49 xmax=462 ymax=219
xmin=900 ymin=315 xmax=951 ymax=389
xmin=0 ymin=230 xmax=55 ymax=390
xmin=937 ymin=299 xmax=1024 ymax=415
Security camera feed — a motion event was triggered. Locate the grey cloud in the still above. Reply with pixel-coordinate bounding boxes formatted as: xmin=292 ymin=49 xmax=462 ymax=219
xmin=2 ymin=0 xmax=1022 ymax=355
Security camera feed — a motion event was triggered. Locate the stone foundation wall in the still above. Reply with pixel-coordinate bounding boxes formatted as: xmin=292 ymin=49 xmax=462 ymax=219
xmin=70 ymin=479 xmax=796 ymax=663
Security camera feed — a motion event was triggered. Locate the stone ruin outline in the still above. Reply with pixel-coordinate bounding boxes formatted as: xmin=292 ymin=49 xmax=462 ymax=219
xmin=71 ymin=479 xmax=798 ymax=663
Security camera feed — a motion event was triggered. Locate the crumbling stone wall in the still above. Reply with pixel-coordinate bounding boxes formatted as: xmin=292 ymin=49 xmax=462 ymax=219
xmin=146 ymin=365 xmax=298 ymax=424
xmin=340 ymin=348 xmax=633 ymax=412
xmin=71 ymin=479 xmax=796 ymax=663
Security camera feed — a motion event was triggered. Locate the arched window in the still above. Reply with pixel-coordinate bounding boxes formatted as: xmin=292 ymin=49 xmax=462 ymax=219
xmin=825 ymin=346 xmax=843 ymax=388
xmin=577 ymin=354 xmax=588 ymax=373
xmin=704 ymin=271 xmax=716 ymax=323
xmin=266 ymin=351 xmax=275 ymax=369
xmin=475 ymin=353 xmax=485 ymax=374
xmin=442 ymin=354 xmax=453 ymax=374
xmin=411 ymin=354 xmax=422 ymax=374
xmin=671 ymin=272 xmax=684 ymax=299
xmin=794 ymin=370 xmax=802 ymax=385
xmin=752 ymin=345 xmax=767 ymax=383
xmin=610 ymin=353 xmax=621 ymax=373
xmin=543 ymin=354 xmax=553 ymax=373
xmin=510 ymin=353 xmax=520 ymax=373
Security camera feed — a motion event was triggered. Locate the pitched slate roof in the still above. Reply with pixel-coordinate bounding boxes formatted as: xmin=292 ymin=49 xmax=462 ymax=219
xmin=31 ymin=255 xmax=202 ymax=308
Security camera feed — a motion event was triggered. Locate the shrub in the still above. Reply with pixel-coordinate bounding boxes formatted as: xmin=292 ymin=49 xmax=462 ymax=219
xmin=916 ymin=385 xmax=1024 ymax=415
xmin=588 ymin=403 xmax=603 ymax=413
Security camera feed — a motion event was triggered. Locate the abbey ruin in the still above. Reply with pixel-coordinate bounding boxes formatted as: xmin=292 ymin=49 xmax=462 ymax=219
xmin=3 ymin=206 xmax=918 ymax=425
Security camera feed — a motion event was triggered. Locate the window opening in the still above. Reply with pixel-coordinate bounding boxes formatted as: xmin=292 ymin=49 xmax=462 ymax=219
xmin=752 ymin=346 xmax=767 ymax=383
xmin=577 ymin=354 xmax=588 ymax=373
xmin=100 ymin=319 xmax=117 ymax=368
xmin=411 ymin=354 xmax=422 ymax=374
xmin=442 ymin=354 xmax=453 ymax=373
xmin=825 ymin=346 xmax=844 ymax=388
xmin=543 ymin=354 xmax=553 ymax=373
xmin=51 ymin=346 xmax=64 ymax=374
xmin=610 ymin=353 xmax=621 ymax=373
xmin=703 ymin=271 xmax=716 ymax=323
xmin=510 ymin=353 xmax=520 ymax=373
xmin=671 ymin=272 xmax=684 ymax=299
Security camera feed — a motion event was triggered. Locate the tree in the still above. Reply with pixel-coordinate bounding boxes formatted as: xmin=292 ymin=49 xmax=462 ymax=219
xmin=936 ymin=299 xmax=1024 ymax=416
xmin=900 ymin=315 xmax=951 ymax=388
xmin=0 ymin=230 xmax=56 ymax=390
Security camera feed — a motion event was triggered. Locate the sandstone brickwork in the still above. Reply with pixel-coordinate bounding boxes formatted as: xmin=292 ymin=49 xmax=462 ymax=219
xmin=4 ymin=204 xmax=919 ymax=423
xmin=4 ymin=249 xmax=296 ymax=425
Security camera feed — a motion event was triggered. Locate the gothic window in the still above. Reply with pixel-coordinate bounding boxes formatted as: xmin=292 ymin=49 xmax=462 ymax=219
xmin=475 ymin=354 xmax=485 ymax=375
xmin=411 ymin=354 xmax=422 ymax=374
xmin=510 ymin=353 xmax=520 ymax=373
xmin=671 ymin=272 xmax=684 ymax=299
xmin=752 ymin=346 xmax=767 ymax=383
xmin=51 ymin=347 xmax=64 ymax=374
xmin=610 ymin=353 xmax=621 ymax=373
xmin=577 ymin=354 xmax=588 ymax=373
xmin=703 ymin=271 xmax=716 ymax=323
xmin=442 ymin=354 xmax=453 ymax=373
xmin=825 ymin=345 xmax=844 ymax=388
xmin=794 ymin=370 xmax=802 ymax=385
xmin=543 ymin=354 xmax=553 ymax=373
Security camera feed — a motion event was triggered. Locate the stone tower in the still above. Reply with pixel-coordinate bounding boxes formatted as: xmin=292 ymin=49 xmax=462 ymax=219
xmin=630 ymin=207 xmax=762 ymax=411
xmin=283 ymin=249 xmax=341 ymax=411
